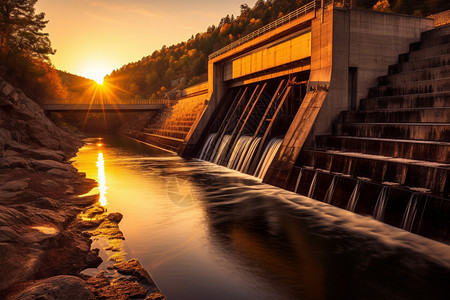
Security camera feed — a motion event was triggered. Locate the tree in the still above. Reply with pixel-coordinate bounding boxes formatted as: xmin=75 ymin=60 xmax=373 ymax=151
xmin=373 ymin=0 xmax=392 ymax=12
xmin=0 ymin=0 xmax=55 ymax=65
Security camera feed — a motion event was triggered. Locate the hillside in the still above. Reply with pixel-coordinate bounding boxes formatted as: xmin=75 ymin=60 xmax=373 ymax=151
xmin=104 ymin=0 xmax=450 ymax=101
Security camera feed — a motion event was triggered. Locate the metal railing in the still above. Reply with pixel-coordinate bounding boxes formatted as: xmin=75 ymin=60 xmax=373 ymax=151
xmin=429 ymin=10 xmax=450 ymax=27
xmin=41 ymin=98 xmax=179 ymax=106
xmin=207 ymin=1 xmax=354 ymax=60
xmin=208 ymin=1 xmax=317 ymax=60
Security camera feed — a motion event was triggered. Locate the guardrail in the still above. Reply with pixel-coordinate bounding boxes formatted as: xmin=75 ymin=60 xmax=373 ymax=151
xmin=207 ymin=1 xmax=354 ymax=60
xmin=429 ymin=10 xmax=450 ymax=27
xmin=41 ymin=98 xmax=179 ymax=106
xmin=208 ymin=1 xmax=317 ymax=60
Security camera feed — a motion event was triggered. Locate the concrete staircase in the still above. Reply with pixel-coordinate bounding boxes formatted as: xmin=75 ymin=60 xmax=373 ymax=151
xmin=131 ymin=98 xmax=206 ymax=152
xmin=290 ymin=25 xmax=450 ymax=243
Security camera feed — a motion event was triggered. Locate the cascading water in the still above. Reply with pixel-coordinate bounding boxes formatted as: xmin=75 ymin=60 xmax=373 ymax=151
xmin=199 ymin=134 xmax=217 ymax=161
xmin=212 ymin=135 xmax=232 ymax=164
xmin=236 ymin=137 xmax=261 ymax=173
xmin=400 ymin=193 xmax=421 ymax=232
xmin=307 ymin=171 xmax=318 ymax=199
xmin=323 ymin=175 xmax=338 ymax=204
xmin=227 ymin=136 xmax=252 ymax=170
xmin=294 ymin=168 xmax=304 ymax=193
xmin=373 ymin=186 xmax=391 ymax=221
xmin=253 ymin=138 xmax=283 ymax=179
xmin=346 ymin=181 xmax=362 ymax=212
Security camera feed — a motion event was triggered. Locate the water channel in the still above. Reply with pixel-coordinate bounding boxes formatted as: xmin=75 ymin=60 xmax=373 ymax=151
xmin=73 ymin=135 xmax=450 ymax=300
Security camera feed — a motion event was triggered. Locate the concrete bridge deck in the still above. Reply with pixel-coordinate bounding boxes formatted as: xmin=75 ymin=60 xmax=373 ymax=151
xmin=42 ymin=103 xmax=164 ymax=112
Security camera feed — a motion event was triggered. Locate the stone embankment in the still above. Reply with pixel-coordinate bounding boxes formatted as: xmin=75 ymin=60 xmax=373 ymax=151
xmin=0 ymin=77 xmax=164 ymax=299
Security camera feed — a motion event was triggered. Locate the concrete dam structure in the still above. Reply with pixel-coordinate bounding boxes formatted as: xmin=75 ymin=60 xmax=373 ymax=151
xmin=131 ymin=1 xmax=449 ymax=243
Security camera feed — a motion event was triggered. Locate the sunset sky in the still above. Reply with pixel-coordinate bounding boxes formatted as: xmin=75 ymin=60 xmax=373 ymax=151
xmin=36 ymin=0 xmax=245 ymax=82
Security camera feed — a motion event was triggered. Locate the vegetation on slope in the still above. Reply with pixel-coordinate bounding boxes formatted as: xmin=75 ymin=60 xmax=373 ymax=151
xmin=105 ymin=0 xmax=450 ymax=101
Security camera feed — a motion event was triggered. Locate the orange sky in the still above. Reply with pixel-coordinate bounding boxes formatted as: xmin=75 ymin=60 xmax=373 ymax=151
xmin=36 ymin=0 xmax=244 ymax=83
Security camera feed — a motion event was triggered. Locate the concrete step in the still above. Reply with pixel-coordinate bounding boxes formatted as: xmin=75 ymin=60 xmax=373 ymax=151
xmin=297 ymin=149 xmax=449 ymax=194
xmin=315 ymin=136 xmax=450 ymax=164
xmin=405 ymin=43 xmax=450 ymax=62
xmin=146 ymin=125 xmax=192 ymax=132
xmin=389 ymin=54 xmax=450 ymax=75
xmin=409 ymin=33 xmax=450 ymax=51
xmin=167 ymin=121 xmax=197 ymax=126
xmin=143 ymin=128 xmax=189 ymax=139
xmin=360 ymin=92 xmax=450 ymax=110
xmin=379 ymin=65 xmax=450 ymax=86
xmin=340 ymin=107 xmax=450 ymax=123
xmin=368 ymin=78 xmax=450 ymax=97
xmin=334 ymin=122 xmax=450 ymax=142
xmin=286 ymin=166 xmax=450 ymax=243
xmin=138 ymin=132 xmax=182 ymax=152
xmin=420 ymin=24 xmax=450 ymax=41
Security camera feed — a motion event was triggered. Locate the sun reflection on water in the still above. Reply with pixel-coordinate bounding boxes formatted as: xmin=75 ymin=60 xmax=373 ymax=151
xmin=96 ymin=152 xmax=108 ymax=206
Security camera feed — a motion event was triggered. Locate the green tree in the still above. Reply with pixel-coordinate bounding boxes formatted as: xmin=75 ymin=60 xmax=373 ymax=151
xmin=0 ymin=0 xmax=55 ymax=65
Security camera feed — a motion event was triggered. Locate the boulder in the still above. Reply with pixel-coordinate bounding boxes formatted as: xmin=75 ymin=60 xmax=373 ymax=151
xmin=146 ymin=292 xmax=166 ymax=300
xmin=31 ymin=159 xmax=76 ymax=173
xmin=26 ymin=148 xmax=64 ymax=162
xmin=47 ymin=168 xmax=76 ymax=178
xmin=95 ymin=277 xmax=148 ymax=300
xmin=113 ymin=259 xmax=154 ymax=285
xmin=0 ymin=243 xmax=42 ymax=292
xmin=0 ymin=179 xmax=29 ymax=191
xmin=107 ymin=212 xmax=123 ymax=223
xmin=0 ymin=226 xmax=20 ymax=243
xmin=20 ymin=225 xmax=60 ymax=244
xmin=6 ymin=275 xmax=95 ymax=300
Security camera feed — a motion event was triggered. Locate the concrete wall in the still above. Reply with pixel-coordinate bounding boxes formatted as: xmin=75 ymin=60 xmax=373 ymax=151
xmin=265 ymin=7 xmax=433 ymax=187
xmin=311 ymin=8 xmax=433 ymax=138
xmin=223 ymin=31 xmax=311 ymax=81
xmin=264 ymin=6 xmax=334 ymax=187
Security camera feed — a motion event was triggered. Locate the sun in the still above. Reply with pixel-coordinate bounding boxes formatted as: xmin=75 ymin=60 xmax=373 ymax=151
xmin=81 ymin=63 xmax=109 ymax=85
xmin=92 ymin=73 xmax=105 ymax=85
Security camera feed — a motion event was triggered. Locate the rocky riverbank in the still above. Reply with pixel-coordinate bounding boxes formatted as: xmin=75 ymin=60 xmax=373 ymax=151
xmin=0 ymin=78 xmax=164 ymax=299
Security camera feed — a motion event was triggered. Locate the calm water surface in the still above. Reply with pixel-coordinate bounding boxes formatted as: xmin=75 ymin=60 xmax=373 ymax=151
xmin=73 ymin=135 xmax=450 ymax=300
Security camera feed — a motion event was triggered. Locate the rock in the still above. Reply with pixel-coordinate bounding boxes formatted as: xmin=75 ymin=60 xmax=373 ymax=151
xmin=1 ymin=82 xmax=14 ymax=97
xmin=65 ymin=185 xmax=75 ymax=194
xmin=95 ymin=277 xmax=148 ymax=300
xmin=0 ymin=226 xmax=20 ymax=242
xmin=82 ymin=205 xmax=105 ymax=219
xmin=92 ymin=219 xmax=125 ymax=240
xmin=113 ymin=259 xmax=154 ymax=285
xmin=0 ymin=179 xmax=29 ymax=191
xmin=41 ymin=179 xmax=59 ymax=188
xmin=108 ymin=212 xmax=123 ymax=223
xmin=26 ymin=148 xmax=64 ymax=161
xmin=32 ymin=159 xmax=76 ymax=173
xmin=6 ymin=275 xmax=95 ymax=300
xmin=20 ymin=225 xmax=60 ymax=244
xmin=145 ymin=292 xmax=166 ymax=300
xmin=47 ymin=168 xmax=75 ymax=178
xmin=0 ymin=243 xmax=42 ymax=291
xmin=32 ymin=197 xmax=60 ymax=209
xmin=1 ymin=155 xmax=29 ymax=169
xmin=86 ymin=272 xmax=111 ymax=291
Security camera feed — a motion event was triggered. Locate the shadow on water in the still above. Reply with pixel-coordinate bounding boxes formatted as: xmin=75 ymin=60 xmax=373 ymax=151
xmin=74 ymin=135 xmax=450 ymax=300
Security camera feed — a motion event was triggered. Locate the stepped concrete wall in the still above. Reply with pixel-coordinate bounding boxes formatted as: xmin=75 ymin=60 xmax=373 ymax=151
xmin=265 ymin=7 xmax=433 ymax=186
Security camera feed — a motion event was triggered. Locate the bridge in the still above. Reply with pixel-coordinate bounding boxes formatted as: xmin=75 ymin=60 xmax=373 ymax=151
xmin=42 ymin=103 xmax=164 ymax=113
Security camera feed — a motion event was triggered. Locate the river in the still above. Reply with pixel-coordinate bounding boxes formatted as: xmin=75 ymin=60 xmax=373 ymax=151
xmin=73 ymin=135 xmax=450 ymax=300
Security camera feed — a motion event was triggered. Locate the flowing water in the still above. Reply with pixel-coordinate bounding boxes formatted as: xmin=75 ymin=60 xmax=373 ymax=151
xmin=73 ymin=135 xmax=450 ymax=300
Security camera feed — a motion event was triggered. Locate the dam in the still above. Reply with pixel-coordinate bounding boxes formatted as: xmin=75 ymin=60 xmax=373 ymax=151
xmin=127 ymin=1 xmax=449 ymax=243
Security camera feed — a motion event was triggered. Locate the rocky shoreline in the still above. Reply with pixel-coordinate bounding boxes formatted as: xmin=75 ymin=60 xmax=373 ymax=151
xmin=0 ymin=78 xmax=164 ymax=299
